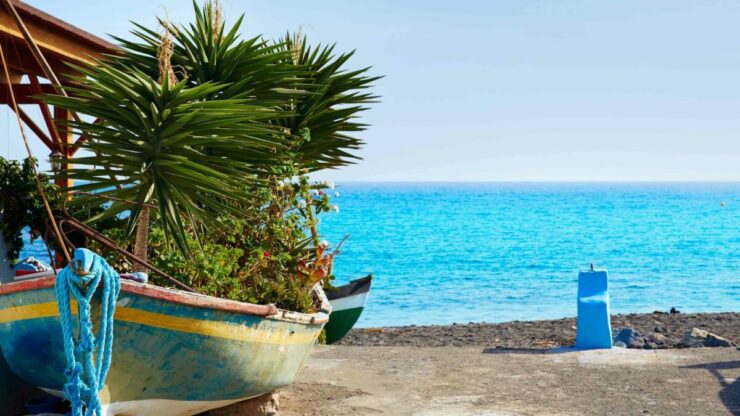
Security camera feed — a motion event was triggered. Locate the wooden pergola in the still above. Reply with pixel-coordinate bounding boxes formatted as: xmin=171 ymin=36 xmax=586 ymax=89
xmin=0 ymin=0 xmax=118 ymax=188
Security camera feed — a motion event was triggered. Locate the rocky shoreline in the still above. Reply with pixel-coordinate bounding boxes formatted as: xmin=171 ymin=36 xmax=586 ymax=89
xmin=338 ymin=311 xmax=739 ymax=349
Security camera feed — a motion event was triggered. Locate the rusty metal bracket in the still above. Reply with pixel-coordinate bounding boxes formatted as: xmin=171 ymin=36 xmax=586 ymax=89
xmin=57 ymin=216 xmax=197 ymax=293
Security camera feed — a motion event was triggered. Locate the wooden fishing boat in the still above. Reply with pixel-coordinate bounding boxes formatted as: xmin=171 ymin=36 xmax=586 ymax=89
xmin=0 ymin=351 xmax=41 ymax=415
xmin=0 ymin=271 xmax=329 ymax=415
xmin=0 ymin=2 xmax=368 ymax=414
xmin=324 ymin=275 xmax=372 ymax=344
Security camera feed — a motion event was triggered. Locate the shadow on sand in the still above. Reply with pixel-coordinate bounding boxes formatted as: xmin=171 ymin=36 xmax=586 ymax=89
xmin=681 ymin=359 xmax=740 ymax=416
xmin=481 ymin=345 xmax=593 ymax=355
xmin=483 ymin=347 xmax=740 ymax=415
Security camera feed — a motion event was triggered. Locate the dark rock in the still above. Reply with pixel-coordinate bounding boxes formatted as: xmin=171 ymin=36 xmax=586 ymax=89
xmin=670 ymin=307 xmax=681 ymax=314
xmin=704 ymin=335 xmax=737 ymax=348
xmin=614 ymin=328 xmax=644 ymax=348
xmin=654 ymin=326 xmax=668 ymax=333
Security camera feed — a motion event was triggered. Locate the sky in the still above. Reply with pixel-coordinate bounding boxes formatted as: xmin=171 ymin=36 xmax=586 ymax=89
xmin=3 ymin=0 xmax=740 ymax=181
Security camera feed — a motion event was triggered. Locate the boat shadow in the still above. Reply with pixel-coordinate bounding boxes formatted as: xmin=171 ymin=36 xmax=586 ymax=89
xmin=681 ymin=359 xmax=740 ymax=416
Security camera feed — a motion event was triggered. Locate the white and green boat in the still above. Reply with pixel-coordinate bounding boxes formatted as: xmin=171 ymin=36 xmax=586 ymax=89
xmin=324 ymin=275 xmax=372 ymax=344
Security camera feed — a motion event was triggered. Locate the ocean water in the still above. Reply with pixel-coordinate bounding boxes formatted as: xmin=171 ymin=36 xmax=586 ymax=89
xmin=319 ymin=182 xmax=740 ymax=327
xmin=20 ymin=182 xmax=740 ymax=327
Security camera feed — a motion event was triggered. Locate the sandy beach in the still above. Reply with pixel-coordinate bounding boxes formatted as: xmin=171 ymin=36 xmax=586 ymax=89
xmin=282 ymin=345 xmax=738 ymax=416
xmin=277 ymin=312 xmax=739 ymax=416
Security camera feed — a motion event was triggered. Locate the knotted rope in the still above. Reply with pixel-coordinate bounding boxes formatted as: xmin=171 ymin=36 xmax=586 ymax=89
xmin=56 ymin=248 xmax=120 ymax=416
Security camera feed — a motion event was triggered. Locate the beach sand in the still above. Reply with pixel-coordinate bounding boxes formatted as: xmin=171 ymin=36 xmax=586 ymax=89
xmin=282 ymin=346 xmax=739 ymax=416
xmin=279 ymin=312 xmax=739 ymax=416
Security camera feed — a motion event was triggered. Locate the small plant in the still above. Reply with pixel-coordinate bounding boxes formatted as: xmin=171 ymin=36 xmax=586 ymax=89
xmin=87 ymin=175 xmax=342 ymax=312
xmin=0 ymin=157 xmax=57 ymax=260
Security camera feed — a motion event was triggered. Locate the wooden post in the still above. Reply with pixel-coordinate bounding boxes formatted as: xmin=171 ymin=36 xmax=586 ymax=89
xmin=53 ymin=106 xmax=71 ymax=267
xmin=53 ymin=106 xmax=72 ymax=189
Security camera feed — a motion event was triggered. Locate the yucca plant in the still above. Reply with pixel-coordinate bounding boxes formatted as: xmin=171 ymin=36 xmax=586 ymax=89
xmin=43 ymin=1 xmax=379 ymax=298
xmin=112 ymin=1 xmax=299 ymax=105
xmin=274 ymin=33 xmax=381 ymax=172
xmin=44 ymin=61 xmax=284 ymax=262
xmin=112 ymin=1 xmax=379 ymax=172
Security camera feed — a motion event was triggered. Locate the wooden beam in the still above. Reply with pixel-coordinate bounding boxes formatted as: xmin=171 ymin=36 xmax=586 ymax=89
xmin=0 ymin=82 xmax=54 ymax=104
xmin=1 ymin=0 xmax=67 ymax=96
xmin=1 ymin=36 xmax=70 ymax=74
xmin=1 ymin=1 xmax=121 ymax=191
xmin=10 ymin=106 xmax=54 ymax=150
xmin=69 ymin=117 xmax=103 ymax=156
xmin=1 ymin=1 xmax=91 ymax=127
xmin=0 ymin=39 xmax=71 ymax=265
xmin=69 ymin=118 xmax=123 ymax=190
xmin=27 ymin=73 xmax=62 ymax=146
xmin=68 ymin=133 xmax=86 ymax=156
xmin=0 ymin=2 xmax=113 ymax=67
xmin=53 ymin=105 xmax=72 ymax=188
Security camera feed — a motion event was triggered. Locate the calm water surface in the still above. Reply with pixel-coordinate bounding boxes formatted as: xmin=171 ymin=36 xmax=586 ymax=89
xmin=319 ymin=182 xmax=739 ymax=327
xmin=22 ymin=182 xmax=740 ymax=327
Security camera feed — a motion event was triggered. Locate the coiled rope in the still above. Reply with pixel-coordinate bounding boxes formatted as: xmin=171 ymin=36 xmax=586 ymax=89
xmin=56 ymin=248 xmax=120 ymax=416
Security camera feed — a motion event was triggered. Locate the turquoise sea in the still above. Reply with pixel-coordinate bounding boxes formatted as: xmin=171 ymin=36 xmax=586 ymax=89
xmin=21 ymin=182 xmax=740 ymax=328
xmin=319 ymin=182 xmax=739 ymax=327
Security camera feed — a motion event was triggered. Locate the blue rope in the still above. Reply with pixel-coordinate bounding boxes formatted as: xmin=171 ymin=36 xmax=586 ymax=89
xmin=55 ymin=248 xmax=121 ymax=416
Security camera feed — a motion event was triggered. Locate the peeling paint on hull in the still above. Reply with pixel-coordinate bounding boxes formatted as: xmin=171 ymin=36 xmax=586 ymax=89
xmin=0 ymin=277 xmax=327 ymax=416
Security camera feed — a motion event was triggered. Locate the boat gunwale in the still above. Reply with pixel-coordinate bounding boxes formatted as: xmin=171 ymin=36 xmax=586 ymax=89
xmin=326 ymin=274 xmax=373 ymax=300
xmin=0 ymin=275 xmax=329 ymax=325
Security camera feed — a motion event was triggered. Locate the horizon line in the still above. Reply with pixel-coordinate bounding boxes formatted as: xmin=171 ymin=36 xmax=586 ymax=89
xmin=324 ymin=180 xmax=740 ymax=184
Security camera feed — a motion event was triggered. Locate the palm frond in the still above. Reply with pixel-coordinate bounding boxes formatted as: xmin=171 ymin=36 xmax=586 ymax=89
xmin=110 ymin=1 xmax=300 ymax=104
xmin=273 ymin=33 xmax=382 ymax=171
xmin=44 ymin=62 xmax=284 ymax=253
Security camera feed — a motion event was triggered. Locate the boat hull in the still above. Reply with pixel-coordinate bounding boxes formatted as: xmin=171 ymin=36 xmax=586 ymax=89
xmin=1 ymin=349 xmax=42 ymax=415
xmin=0 ymin=276 xmax=327 ymax=416
xmin=325 ymin=275 xmax=372 ymax=344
